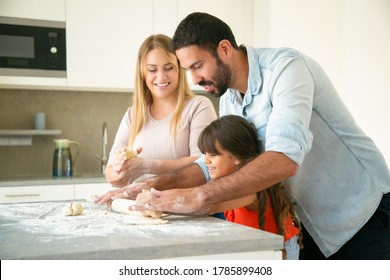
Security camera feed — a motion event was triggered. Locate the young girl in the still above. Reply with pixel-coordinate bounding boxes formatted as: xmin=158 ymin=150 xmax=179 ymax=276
xmin=198 ymin=115 xmax=302 ymax=260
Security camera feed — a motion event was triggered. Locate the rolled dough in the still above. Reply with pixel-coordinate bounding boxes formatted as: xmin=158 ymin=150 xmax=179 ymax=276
xmin=111 ymin=199 xmax=163 ymax=219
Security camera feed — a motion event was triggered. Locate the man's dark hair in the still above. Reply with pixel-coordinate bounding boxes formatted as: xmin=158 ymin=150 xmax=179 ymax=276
xmin=171 ymin=12 xmax=239 ymax=56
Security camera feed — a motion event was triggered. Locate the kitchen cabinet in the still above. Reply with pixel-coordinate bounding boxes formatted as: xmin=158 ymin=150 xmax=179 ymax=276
xmin=154 ymin=0 xmax=254 ymax=46
xmin=0 ymin=0 xmax=67 ymax=89
xmin=0 ymin=184 xmax=73 ymax=203
xmin=155 ymin=0 xmax=254 ymax=91
xmin=153 ymin=0 xmax=177 ymax=36
xmin=177 ymin=0 xmax=253 ymax=46
xmin=1 ymin=0 xmax=254 ymax=91
xmin=0 ymin=178 xmax=113 ymax=203
xmin=0 ymin=0 xmax=65 ymax=21
xmin=66 ymin=0 xmax=154 ymax=91
xmin=66 ymin=0 xmax=254 ymax=91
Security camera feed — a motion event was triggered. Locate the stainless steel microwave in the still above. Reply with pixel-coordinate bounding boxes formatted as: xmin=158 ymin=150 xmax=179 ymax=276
xmin=0 ymin=16 xmax=66 ymax=78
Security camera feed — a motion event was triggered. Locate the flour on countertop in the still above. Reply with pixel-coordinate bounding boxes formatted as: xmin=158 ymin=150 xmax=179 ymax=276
xmin=0 ymin=201 xmax=231 ymax=239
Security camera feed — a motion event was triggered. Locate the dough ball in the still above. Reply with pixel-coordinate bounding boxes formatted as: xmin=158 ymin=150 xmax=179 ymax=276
xmin=62 ymin=202 xmax=84 ymax=216
xmin=62 ymin=203 xmax=73 ymax=216
xmin=72 ymin=202 xmax=84 ymax=215
xmin=121 ymin=148 xmax=138 ymax=159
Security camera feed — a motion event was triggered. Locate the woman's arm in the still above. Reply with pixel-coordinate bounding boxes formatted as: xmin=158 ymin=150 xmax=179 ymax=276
xmin=143 ymin=156 xmax=199 ymax=174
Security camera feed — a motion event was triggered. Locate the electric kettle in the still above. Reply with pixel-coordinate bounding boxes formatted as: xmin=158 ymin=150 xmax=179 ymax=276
xmin=52 ymin=139 xmax=80 ymax=177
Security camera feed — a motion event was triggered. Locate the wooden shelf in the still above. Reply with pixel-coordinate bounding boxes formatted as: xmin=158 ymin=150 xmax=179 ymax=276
xmin=0 ymin=129 xmax=62 ymax=146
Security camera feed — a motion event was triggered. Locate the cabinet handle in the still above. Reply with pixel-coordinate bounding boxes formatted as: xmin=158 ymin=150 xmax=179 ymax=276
xmin=5 ymin=194 xmax=41 ymax=198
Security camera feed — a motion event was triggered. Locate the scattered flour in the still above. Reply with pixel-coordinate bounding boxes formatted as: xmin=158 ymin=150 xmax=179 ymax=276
xmin=0 ymin=201 xmax=231 ymax=240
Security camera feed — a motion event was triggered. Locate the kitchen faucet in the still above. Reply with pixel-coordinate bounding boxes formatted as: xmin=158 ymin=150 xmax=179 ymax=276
xmin=95 ymin=122 xmax=108 ymax=175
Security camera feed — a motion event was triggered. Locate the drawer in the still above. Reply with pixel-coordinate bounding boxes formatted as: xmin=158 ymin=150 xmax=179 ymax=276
xmin=0 ymin=185 xmax=74 ymax=203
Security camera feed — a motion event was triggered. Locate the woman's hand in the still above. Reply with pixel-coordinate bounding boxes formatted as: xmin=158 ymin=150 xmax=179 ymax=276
xmin=109 ymin=158 xmax=146 ymax=187
xmin=106 ymin=147 xmax=155 ymax=187
xmin=94 ymin=186 xmax=127 ymax=207
xmin=111 ymin=146 xmax=128 ymax=174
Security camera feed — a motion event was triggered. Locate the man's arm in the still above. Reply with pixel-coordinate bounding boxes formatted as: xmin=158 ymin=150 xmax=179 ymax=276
xmin=202 ymin=151 xmax=297 ymax=205
xmin=133 ymin=151 xmax=298 ymax=214
xmin=153 ymin=162 xmax=207 ymax=191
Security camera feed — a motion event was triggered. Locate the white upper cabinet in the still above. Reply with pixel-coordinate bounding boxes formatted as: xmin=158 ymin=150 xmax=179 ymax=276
xmin=0 ymin=0 xmax=66 ymax=89
xmin=176 ymin=0 xmax=254 ymax=90
xmin=153 ymin=0 xmax=177 ymax=37
xmin=66 ymin=0 xmax=153 ymax=91
xmin=0 ymin=0 xmax=65 ymax=21
xmin=0 ymin=0 xmax=254 ymax=91
xmin=66 ymin=0 xmax=254 ymax=91
xmin=177 ymin=0 xmax=253 ymax=46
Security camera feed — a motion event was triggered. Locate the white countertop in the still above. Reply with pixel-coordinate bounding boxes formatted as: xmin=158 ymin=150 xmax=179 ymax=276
xmin=0 ymin=200 xmax=284 ymax=260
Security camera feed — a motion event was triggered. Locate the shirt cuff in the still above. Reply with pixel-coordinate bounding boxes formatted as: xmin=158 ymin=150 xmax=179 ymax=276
xmin=194 ymin=155 xmax=211 ymax=182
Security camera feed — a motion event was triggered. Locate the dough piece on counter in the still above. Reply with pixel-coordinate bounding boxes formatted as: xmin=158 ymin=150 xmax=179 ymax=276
xmin=62 ymin=202 xmax=84 ymax=216
xmin=111 ymin=198 xmax=163 ymax=219
xmin=85 ymin=193 xmax=99 ymax=202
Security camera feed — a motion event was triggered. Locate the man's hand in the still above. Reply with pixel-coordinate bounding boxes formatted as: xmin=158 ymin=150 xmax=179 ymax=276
xmin=132 ymin=187 xmax=208 ymax=215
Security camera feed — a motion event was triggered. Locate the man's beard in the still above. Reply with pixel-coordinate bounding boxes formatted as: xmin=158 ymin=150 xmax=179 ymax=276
xmin=199 ymin=56 xmax=231 ymax=98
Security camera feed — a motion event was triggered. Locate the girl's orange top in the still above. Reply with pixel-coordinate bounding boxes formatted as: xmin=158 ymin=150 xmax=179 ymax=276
xmin=224 ymin=198 xmax=299 ymax=242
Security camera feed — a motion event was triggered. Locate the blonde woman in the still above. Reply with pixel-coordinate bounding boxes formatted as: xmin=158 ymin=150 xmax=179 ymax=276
xmin=104 ymin=34 xmax=217 ymax=188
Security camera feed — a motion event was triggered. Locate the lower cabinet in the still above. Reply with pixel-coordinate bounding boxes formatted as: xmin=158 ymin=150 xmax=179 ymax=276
xmin=0 ymin=183 xmax=114 ymax=203
xmin=0 ymin=185 xmax=74 ymax=203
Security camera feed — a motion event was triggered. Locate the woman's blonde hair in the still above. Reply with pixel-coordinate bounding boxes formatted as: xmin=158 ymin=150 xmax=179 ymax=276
xmin=128 ymin=34 xmax=194 ymax=148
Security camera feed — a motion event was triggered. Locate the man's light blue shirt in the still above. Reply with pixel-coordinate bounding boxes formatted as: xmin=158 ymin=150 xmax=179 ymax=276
xmin=196 ymin=46 xmax=390 ymax=257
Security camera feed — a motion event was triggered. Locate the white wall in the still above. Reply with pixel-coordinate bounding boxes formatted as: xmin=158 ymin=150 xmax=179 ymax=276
xmin=254 ymin=0 xmax=390 ymax=165
xmin=342 ymin=0 xmax=390 ymax=166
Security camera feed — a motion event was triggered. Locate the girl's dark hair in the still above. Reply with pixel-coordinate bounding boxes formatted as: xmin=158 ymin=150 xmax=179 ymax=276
xmin=171 ymin=12 xmax=240 ymax=57
xmin=198 ymin=115 xmax=260 ymax=162
xmin=257 ymin=182 xmax=303 ymax=259
xmin=198 ymin=114 xmax=303 ymax=259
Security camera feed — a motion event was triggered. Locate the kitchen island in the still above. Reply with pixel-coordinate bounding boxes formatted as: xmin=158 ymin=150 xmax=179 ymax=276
xmin=0 ymin=200 xmax=283 ymax=260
